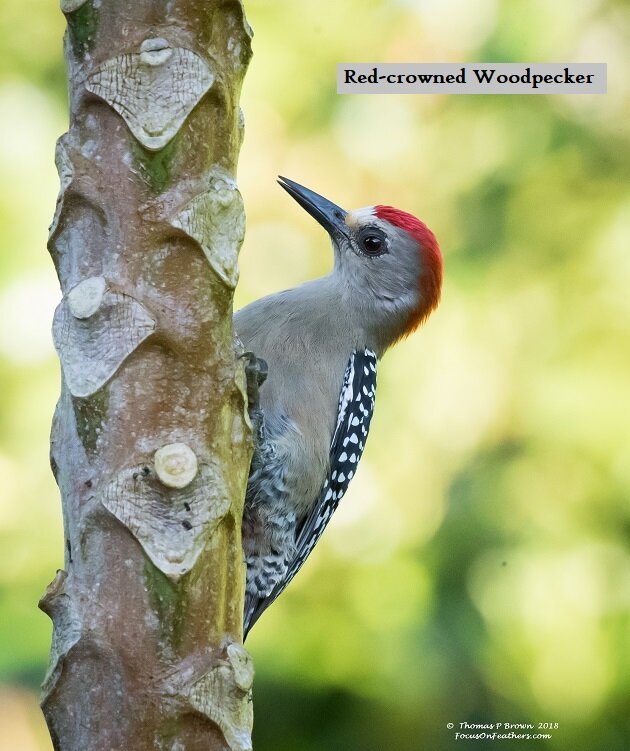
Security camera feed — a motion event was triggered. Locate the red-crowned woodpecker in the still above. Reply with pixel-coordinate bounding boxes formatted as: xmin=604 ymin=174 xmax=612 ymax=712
xmin=236 ymin=177 xmax=443 ymax=637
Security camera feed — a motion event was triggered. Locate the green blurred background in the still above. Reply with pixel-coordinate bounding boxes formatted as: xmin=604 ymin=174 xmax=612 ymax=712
xmin=1 ymin=0 xmax=629 ymax=749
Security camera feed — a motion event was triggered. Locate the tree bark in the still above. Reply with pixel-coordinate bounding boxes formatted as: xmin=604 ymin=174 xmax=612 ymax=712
xmin=40 ymin=2 xmax=254 ymax=749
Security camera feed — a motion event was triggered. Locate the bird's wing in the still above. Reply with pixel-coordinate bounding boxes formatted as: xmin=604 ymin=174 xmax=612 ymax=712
xmin=244 ymin=348 xmax=377 ymax=637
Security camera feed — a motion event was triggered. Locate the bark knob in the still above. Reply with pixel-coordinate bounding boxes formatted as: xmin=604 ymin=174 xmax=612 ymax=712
xmin=154 ymin=443 xmax=198 ymax=489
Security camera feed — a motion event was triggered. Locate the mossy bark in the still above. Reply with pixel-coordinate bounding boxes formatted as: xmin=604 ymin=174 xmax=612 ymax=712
xmin=42 ymin=2 xmax=254 ymax=749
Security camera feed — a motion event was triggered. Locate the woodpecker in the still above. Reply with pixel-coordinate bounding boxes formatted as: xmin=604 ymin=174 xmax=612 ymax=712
xmin=236 ymin=177 xmax=442 ymax=637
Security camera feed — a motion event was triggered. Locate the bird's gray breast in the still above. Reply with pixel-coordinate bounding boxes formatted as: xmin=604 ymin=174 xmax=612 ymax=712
xmin=235 ymin=286 xmax=364 ymax=516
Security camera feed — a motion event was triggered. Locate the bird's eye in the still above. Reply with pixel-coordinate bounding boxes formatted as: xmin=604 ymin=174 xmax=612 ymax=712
xmin=362 ymin=235 xmax=383 ymax=254
xmin=357 ymin=227 xmax=387 ymax=257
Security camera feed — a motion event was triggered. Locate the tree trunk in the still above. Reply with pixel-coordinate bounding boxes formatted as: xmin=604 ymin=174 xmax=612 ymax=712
xmin=40 ymin=2 xmax=254 ymax=749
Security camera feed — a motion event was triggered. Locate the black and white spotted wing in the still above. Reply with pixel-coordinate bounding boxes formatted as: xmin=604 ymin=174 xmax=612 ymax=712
xmin=244 ymin=349 xmax=377 ymax=635
xmin=290 ymin=348 xmax=377 ymax=579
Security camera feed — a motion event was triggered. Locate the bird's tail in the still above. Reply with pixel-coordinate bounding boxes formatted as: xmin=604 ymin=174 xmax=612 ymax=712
xmin=243 ymin=592 xmax=264 ymax=641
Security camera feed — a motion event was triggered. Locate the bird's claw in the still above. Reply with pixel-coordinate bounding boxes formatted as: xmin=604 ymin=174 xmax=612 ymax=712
xmin=240 ymin=351 xmax=268 ymax=414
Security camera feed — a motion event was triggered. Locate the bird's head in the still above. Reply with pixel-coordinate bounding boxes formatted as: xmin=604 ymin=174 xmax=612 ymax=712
xmin=278 ymin=176 xmax=443 ymax=345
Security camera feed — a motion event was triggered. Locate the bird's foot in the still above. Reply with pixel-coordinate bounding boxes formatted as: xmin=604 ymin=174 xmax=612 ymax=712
xmin=240 ymin=352 xmax=268 ymax=435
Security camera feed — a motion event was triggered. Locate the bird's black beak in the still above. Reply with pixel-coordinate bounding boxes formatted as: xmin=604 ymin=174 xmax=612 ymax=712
xmin=277 ymin=176 xmax=349 ymax=239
